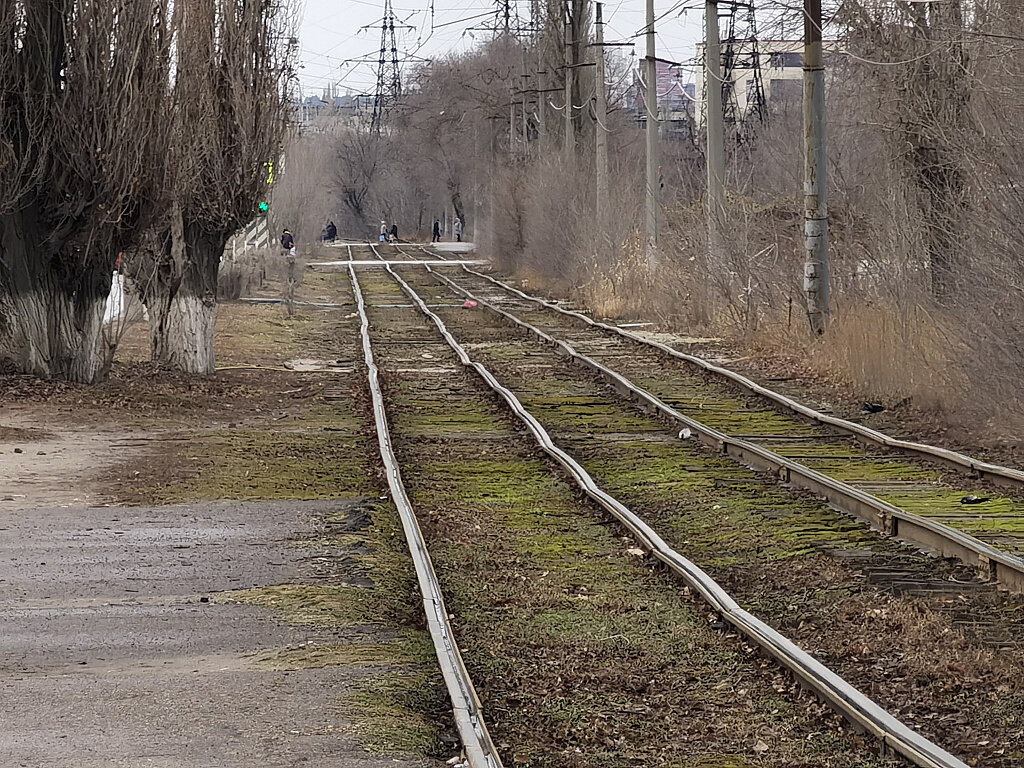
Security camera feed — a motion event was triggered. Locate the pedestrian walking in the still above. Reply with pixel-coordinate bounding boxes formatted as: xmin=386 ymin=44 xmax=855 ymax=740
xmin=379 ymin=220 xmax=387 ymax=243
xmin=389 ymin=223 xmax=398 ymax=244
xmin=325 ymin=221 xmax=337 ymax=242
xmin=281 ymin=228 xmax=295 ymax=256
xmin=453 ymin=217 xmax=463 ymax=242
xmin=432 ymin=218 xmax=441 ymax=242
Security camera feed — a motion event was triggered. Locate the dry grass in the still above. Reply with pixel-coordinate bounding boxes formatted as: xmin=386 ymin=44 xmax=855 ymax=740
xmin=746 ymin=302 xmax=969 ymax=413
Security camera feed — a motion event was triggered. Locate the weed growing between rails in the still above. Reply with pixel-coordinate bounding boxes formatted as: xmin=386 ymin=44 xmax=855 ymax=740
xmin=417 ymin=290 xmax=1024 ymax=767
xmin=408 ymin=264 xmax=1024 ymax=561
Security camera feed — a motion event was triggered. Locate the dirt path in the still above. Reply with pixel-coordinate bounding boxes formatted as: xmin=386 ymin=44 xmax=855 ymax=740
xmin=0 ymin=401 xmax=140 ymax=510
xmin=0 ymin=269 xmax=446 ymax=768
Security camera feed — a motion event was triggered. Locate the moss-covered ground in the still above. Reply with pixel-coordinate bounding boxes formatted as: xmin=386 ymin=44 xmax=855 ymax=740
xmin=406 ymin=266 xmax=1024 ymax=550
xmin=360 ymin=266 xmax=895 ymax=768
xmin=383 ymin=265 xmax=1024 ymax=768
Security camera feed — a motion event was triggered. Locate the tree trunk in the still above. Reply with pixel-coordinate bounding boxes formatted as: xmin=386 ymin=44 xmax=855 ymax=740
xmin=0 ymin=211 xmax=114 ymax=383
xmin=908 ymin=0 xmax=970 ymax=300
xmin=450 ymin=187 xmax=466 ymax=227
xmin=145 ymin=207 xmax=226 ymax=374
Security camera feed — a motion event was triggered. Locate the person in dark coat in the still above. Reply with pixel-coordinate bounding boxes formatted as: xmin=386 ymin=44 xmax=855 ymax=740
xmin=325 ymin=221 xmax=337 ymax=242
xmin=389 ymin=223 xmax=398 ymax=243
xmin=432 ymin=218 xmax=441 ymax=242
xmin=281 ymin=229 xmax=295 ymax=253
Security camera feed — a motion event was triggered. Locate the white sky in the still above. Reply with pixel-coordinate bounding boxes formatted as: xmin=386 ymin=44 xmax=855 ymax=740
xmin=296 ymin=0 xmax=708 ymax=98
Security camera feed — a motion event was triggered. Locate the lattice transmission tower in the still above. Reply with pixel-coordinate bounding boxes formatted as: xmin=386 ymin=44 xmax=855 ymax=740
xmin=719 ymin=1 xmax=767 ymax=142
xmin=494 ymin=0 xmax=523 ymax=35
xmin=371 ymin=0 xmax=402 ymax=132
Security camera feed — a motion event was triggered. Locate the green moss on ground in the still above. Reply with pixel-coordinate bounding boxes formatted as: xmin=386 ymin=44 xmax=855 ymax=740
xmin=374 ymin=331 xmax=892 ymax=767
xmin=418 ymin=286 xmax=1024 ymax=551
xmin=153 ymin=427 xmax=370 ymax=502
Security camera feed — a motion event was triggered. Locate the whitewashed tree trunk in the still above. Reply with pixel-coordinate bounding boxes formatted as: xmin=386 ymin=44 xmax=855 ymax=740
xmin=149 ymin=290 xmax=216 ymax=374
xmin=144 ymin=204 xmax=225 ymax=375
xmin=0 ymin=213 xmax=113 ymax=383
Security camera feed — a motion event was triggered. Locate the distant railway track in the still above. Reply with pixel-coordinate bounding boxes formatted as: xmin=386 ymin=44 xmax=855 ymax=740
xmin=352 ymin=247 xmax=977 ymax=768
xmin=389 ymin=244 xmax=1024 ymax=594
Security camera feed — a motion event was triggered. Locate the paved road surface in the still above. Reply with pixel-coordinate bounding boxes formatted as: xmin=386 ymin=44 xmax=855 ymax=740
xmin=0 ymin=499 xmax=427 ymax=768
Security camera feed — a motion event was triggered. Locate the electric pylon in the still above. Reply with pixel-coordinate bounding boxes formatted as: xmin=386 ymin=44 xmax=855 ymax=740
xmin=371 ymin=0 xmax=402 ymax=131
xmin=719 ymin=1 xmax=767 ymax=142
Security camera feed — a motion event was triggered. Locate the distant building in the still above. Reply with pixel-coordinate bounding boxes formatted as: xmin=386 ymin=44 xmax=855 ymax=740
xmin=290 ymin=87 xmax=373 ymax=132
xmin=627 ymin=60 xmax=696 ymax=142
xmin=694 ymin=39 xmax=841 ymax=126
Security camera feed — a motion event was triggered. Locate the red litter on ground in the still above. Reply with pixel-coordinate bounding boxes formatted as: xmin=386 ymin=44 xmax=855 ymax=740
xmin=463 ymin=300 xmax=478 ymax=308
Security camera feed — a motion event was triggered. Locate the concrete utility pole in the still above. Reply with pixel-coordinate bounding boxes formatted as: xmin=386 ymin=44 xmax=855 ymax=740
xmin=521 ymin=72 xmax=528 ymax=148
xmin=537 ymin=45 xmax=547 ymax=144
xmin=564 ymin=13 xmax=574 ymax=161
xmin=705 ymin=0 xmax=726 ymax=270
xmin=509 ymin=85 xmax=516 ymax=152
xmin=803 ymin=0 xmax=830 ymax=335
xmin=534 ymin=2 xmax=547 ymax=146
xmin=644 ymin=0 xmax=659 ymax=266
xmin=595 ymin=2 xmax=609 ymax=221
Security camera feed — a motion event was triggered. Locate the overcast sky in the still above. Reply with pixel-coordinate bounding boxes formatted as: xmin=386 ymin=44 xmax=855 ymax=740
xmin=296 ymin=1 xmax=708 ymax=98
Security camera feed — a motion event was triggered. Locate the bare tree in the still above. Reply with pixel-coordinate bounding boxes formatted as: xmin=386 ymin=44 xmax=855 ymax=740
xmin=0 ymin=0 xmax=172 ymax=382
xmin=137 ymin=0 xmax=295 ymax=374
xmin=271 ymin=129 xmax=341 ymax=244
xmin=335 ymin=129 xmax=382 ymax=236
xmin=844 ymin=0 xmax=973 ymax=299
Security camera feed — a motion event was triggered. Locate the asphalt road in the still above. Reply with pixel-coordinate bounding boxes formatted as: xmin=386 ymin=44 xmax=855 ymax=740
xmin=0 ymin=499 xmax=427 ymax=768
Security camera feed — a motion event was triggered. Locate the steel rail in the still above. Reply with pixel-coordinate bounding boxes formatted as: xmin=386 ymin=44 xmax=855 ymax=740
xmin=371 ymin=253 xmax=970 ymax=768
xmin=401 ymin=260 xmax=1024 ymax=592
xmin=416 ymin=246 xmax=1024 ymax=491
xmin=348 ymin=264 xmax=503 ymax=768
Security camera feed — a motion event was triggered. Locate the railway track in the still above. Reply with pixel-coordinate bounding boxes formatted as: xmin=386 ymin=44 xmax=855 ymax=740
xmin=349 ymin=263 xmax=502 ymax=768
xmin=345 ymin=248 xmax=1024 ymax=768
xmin=390 ymin=244 xmax=1024 ymax=594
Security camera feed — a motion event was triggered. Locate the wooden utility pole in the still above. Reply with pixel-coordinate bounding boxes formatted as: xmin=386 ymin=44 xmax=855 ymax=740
xmin=595 ymin=2 xmax=609 ymax=221
xmin=803 ymin=0 xmax=830 ymax=334
xmin=644 ymin=0 xmax=659 ymax=266
xmin=563 ymin=13 xmax=574 ymax=161
xmin=705 ymin=0 xmax=726 ymax=270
